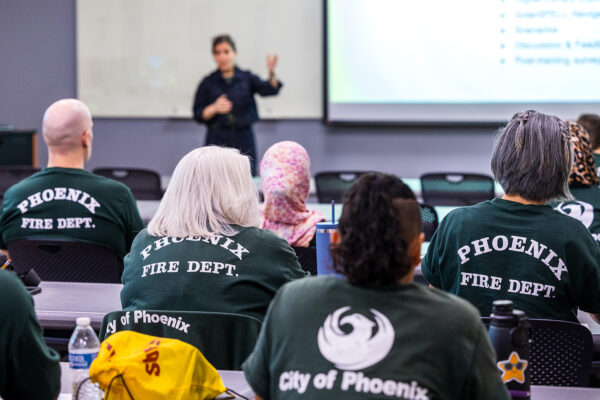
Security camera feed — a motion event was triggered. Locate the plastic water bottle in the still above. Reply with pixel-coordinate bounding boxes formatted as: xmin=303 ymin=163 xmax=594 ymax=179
xmin=68 ymin=317 xmax=102 ymax=399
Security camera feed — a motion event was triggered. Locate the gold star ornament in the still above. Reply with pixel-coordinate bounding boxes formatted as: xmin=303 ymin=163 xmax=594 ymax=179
xmin=497 ymin=351 xmax=528 ymax=384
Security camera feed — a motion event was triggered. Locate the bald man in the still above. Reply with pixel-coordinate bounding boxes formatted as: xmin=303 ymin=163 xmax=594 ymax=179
xmin=0 ymin=99 xmax=144 ymax=263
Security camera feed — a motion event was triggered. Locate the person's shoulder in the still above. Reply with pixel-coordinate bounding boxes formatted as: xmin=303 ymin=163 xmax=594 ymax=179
xmin=130 ymin=228 xmax=154 ymax=247
xmin=132 ymin=227 xmax=151 ymax=240
xmin=86 ymin=172 xmax=130 ymax=190
xmin=546 ymin=202 xmax=598 ymax=234
xmin=562 ymin=187 xmax=600 ymax=209
xmin=273 ymin=276 xmax=341 ymax=307
xmin=439 ymin=200 xmax=492 ymax=225
xmin=199 ymin=69 xmax=221 ymax=83
xmin=235 ymin=67 xmax=255 ymax=79
xmin=125 ymin=228 xmax=153 ymax=260
xmin=2 ymin=170 xmax=45 ymax=197
xmin=282 ymin=275 xmax=340 ymax=293
xmin=456 ymin=200 xmax=495 ymax=215
xmin=83 ymin=172 xmax=136 ymax=200
xmin=413 ymin=284 xmax=483 ymax=327
xmin=238 ymin=226 xmax=290 ymax=248
xmin=0 ymin=269 xmax=25 ymax=294
xmin=0 ymin=270 xmax=32 ymax=316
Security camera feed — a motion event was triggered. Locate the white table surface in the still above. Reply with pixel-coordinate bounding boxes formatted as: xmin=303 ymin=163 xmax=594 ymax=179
xmin=58 ymin=362 xmax=600 ymax=399
xmin=34 ymin=281 xmax=122 ymax=330
xmin=35 ymin=280 xmax=600 ymax=336
xmin=59 ymin=362 xmax=253 ymax=398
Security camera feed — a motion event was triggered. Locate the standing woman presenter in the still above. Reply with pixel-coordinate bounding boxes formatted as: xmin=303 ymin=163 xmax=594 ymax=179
xmin=193 ymin=34 xmax=282 ymax=175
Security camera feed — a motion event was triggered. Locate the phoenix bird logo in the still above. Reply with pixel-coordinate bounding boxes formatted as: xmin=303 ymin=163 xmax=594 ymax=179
xmin=317 ymin=306 xmax=394 ymax=370
xmin=555 ymin=201 xmax=594 ymax=229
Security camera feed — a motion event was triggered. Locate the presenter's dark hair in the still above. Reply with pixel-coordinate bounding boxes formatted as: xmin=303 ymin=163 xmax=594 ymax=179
xmin=491 ymin=110 xmax=572 ymax=202
xmin=212 ymin=34 xmax=236 ymax=53
xmin=331 ymin=173 xmax=421 ymax=288
xmin=577 ymin=114 xmax=600 ymax=149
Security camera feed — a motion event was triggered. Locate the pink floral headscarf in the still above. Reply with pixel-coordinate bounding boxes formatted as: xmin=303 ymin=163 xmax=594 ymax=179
xmin=260 ymin=141 xmax=325 ymax=247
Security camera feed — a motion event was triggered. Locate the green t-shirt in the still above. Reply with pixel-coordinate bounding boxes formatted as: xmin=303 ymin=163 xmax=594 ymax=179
xmin=422 ymin=198 xmax=600 ymax=322
xmin=0 ymin=167 xmax=144 ymax=258
xmin=594 ymin=154 xmax=600 ymax=178
xmin=554 ymin=186 xmax=600 ymax=245
xmin=0 ymin=270 xmax=60 ymax=400
xmin=120 ymin=227 xmax=308 ymax=320
xmin=242 ymin=276 xmax=509 ymax=400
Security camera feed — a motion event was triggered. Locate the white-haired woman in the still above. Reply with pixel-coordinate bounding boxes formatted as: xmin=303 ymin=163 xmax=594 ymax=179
xmin=120 ymin=146 xmax=308 ymax=320
xmin=422 ymin=110 xmax=600 ymax=324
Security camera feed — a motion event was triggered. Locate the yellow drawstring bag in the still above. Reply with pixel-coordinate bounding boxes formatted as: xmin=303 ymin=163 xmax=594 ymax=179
xmin=89 ymin=331 xmax=227 ymax=400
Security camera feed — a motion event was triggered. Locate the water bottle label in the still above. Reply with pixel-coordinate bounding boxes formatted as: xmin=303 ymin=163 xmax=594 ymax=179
xmin=497 ymin=351 xmax=529 ymax=384
xmin=69 ymin=352 xmax=98 ymax=369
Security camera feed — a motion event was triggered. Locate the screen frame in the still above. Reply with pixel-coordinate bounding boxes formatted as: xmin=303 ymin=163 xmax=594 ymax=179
xmin=322 ymin=0 xmax=600 ymax=126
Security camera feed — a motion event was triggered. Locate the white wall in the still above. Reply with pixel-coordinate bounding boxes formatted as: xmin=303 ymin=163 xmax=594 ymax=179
xmin=0 ymin=0 xmax=500 ymax=179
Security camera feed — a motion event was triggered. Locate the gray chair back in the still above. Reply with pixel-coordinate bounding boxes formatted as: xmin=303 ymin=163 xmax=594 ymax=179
xmin=100 ymin=310 xmax=262 ymax=370
xmin=481 ymin=317 xmax=593 ymax=386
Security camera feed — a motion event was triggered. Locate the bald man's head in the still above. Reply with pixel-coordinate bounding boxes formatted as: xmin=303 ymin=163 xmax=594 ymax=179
xmin=42 ymin=99 xmax=93 ymax=157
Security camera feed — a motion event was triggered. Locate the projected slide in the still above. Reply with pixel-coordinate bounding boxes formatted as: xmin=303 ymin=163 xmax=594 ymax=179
xmin=326 ymin=0 xmax=600 ymax=122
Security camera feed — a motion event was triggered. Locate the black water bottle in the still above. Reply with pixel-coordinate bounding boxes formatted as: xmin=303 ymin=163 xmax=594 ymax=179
xmin=488 ymin=300 xmax=532 ymax=400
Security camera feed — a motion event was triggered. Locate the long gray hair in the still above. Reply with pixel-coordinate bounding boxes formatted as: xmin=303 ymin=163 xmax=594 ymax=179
xmin=491 ymin=110 xmax=573 ymax=202
xmin=147 ymin=146 xmax=260 ymax=237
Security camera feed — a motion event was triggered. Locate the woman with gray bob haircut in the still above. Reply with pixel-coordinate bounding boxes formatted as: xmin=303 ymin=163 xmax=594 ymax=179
xmin=121 ymin=146 xmax=308 ymax=320
xmin=422 ymin=110 xmax=600 ymax=324
xmin=491 ymin=110 xmax=573 ymax=202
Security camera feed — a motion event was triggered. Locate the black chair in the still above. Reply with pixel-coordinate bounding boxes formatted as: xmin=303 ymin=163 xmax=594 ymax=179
xmin=292 ymin=246 xmax=317 ymax=275
xmin=7 ymin=239 xmax=122 ymax=283
xmin=420 ymin=173 xmax=495 ymax=206
xmin=314 ymin=171 xmax=368 ymax=203
xmin=93 ymin=168 xmax=163 ymax=200
xmin=100 ymin=310 xmax=262 ymax=370
xmin=420 ymin=203 xmax=439 ymax=241
xmin=481 ymin=317 xmax=593 ymax=386
xmin=0 ymin=166 xmax=40 ymax=199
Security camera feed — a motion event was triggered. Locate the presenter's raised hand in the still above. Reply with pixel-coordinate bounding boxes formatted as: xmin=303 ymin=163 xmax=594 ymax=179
xmin=267 ymin=54 xmax=280 ymax=88
xmin=213 ymin=94 xmax=233 ymax=114
xmin=266 ymin=54 xmax=279 ymax=75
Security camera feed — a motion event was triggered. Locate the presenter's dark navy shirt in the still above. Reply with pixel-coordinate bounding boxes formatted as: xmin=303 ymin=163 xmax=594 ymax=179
xmin=192 ymin=66 xmax=282 ymax=130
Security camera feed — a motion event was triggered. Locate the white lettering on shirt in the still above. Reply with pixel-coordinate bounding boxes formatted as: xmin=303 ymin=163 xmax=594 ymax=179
xmin=15 ymin=187 xmax=101 ymax=214
xmin=457 ymin=235 xmax=568 ymax=281
xmin=141 ymin=235 xmax=250 ymax=260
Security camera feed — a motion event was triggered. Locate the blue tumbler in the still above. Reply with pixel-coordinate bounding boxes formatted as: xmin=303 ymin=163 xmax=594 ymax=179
xmin=315 ymin=221 xmax=339 ymax=276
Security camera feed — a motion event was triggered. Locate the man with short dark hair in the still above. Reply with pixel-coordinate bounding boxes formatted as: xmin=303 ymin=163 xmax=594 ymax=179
xmin=0 ymin=99 xmax=144 ymax=259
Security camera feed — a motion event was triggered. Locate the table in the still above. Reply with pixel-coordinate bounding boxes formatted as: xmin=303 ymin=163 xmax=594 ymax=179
xmin=34 ymin=282 xmax=122 ymax=330
xmin=530 ymin=386 xmax=600 ymax=399
xmin=57 ymin=363 xmax=600 ymax=399
xmin=59 ymin=363 xmax=253 ymax=398
xmin=35 ymin=281 xmax=600 ymax=339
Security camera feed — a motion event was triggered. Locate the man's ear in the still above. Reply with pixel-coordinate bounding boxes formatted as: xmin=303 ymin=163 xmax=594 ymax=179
xmin=82 ymin=129 xmax=93 ymax=147
xmin=409 ymin=232 xmax=425 ymax=267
